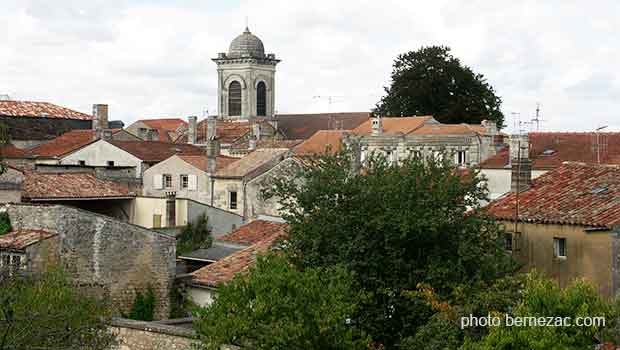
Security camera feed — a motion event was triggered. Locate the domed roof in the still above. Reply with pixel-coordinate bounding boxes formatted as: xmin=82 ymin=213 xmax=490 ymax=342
xmin=228 ymin=27 xmax=265 ymax=58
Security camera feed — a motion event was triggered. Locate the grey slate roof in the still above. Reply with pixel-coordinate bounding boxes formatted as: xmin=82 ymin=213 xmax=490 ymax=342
xmin=228 ymin=27 xmax=265 ymax=58
xmin=179 ymin=244 xmax=243 ymax=263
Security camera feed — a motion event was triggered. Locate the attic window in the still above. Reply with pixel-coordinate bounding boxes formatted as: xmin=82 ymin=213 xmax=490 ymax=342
xmin=542 ymin=149 xmax=556 ymax=156
xmin=591 ymin=186 xmax=608 ymax=195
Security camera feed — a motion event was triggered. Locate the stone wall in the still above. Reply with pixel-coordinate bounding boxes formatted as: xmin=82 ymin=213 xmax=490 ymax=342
xmin=110 ymin=318 xmax=197 ymax=350
xmin=5 ymin=203 xmax=176 ymax=319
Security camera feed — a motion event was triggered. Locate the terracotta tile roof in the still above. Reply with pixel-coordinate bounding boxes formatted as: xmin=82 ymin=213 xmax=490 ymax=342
xmin=109 ymin=140 xmax=203 ymax=162
xmin=190 ymin=232 xmax=283 ymax=288
xmin=0 ymin=101 xmax=92 ymax=120
xmin=218 ymin=220 xmax=288 ymax=246
xmin=294 ymin=130 xmax=348 ymax=155
xmin=175 ymin=120 xmax=253 ymax=144
xmin=478 ymin=147 xmax=510 ymax=168
xmin=0 ymin=229 xmax=57 ymax=250
xmin=479 ymin=132 xmax=620 ymax=170
xmin=28 ymin=129 xmax=119 ymax=158
xmin=413 ymin=123 xmax=485 ymax=135
xmin=177 ymin=155 xmax=238 ymax=172
xmin=276 ymin=112 xmax=370 ymax=140
xmin=484 ymin=162 xmax=620 ymax=228
xmin=231 ymin=139 xmax=304 ymax=153
xmin=0 ymin=144 xmax=29 ymax=158
xmin=214 ymin=148 xmax=289 ymax=179
xmin=140 ymin=118 xmax=187 ymax=131
xmin=22 ymin=172 xmax=133 ymax=200
xmin=351 ymin=116 xmax=434 ymax=135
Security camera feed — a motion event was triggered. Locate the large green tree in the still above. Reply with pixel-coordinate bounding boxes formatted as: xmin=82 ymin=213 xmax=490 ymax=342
xmin=0 ymin=266 xmax=115 ymax=350
xmin=375 ymin=46 xmax=505 ymax=128
xmin=194 ymin=254 xmax=370 ymax=350
xmin=265 ymin=151 xmax=516 ymax=347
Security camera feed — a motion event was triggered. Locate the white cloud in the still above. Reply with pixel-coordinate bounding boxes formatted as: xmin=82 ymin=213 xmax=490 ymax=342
xmin=1 ymin=0 xmax=619 ymax=132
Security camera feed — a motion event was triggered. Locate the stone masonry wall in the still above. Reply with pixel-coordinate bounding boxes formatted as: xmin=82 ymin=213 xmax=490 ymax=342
xmin=110 ymin=318 xmax=196 ymax=350
xmin=6 ymin=204 xmax=176 ymax=319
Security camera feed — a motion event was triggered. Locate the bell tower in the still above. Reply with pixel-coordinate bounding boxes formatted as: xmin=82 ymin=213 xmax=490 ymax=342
xmin=213 ymin=27 xmax=280 ymax=121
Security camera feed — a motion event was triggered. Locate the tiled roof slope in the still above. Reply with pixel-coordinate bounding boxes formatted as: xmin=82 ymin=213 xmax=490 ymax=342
xmin=0 ymin=144 xmax=29 ymax=158
xmin=177 ymin=155 xmax=238 ymax=172
xmin=140 ymin=118 xmax=187 ymax=131
xmin=0 ymin=101 xmax=91 ymax=120
xmin=190 ymin=232 xmax=282 ymax=288
xmin=29 ymin=129 xmax=120 ymax=158
xmin=109 ymin=140 xmax=203 ymax=162
xmin=484 ymin=162 xmax=620 ymax=228
xmin=479 ymin=132 xmax=620 ymax=170
xmin=23 ymin=172 xmax=133 ymax=200
xmin=218 ymin=220 xmax=288 ymax=246
xmin=294 ymin=130 xmax=348 ymax=155
xmin=413 ymin=123 xmax=486 ymax=135
xmin=0 ymin=229 xmax=57 ymax=250
xmin=276 ymin=112 xmax=370 ymax=140
xmin=352 ymin=116 xmax=434 ymax=135
xmin=215 ymin=148 xmax=289 ymax=178
xmin=176 ymin=120 xmax=252 ymax=144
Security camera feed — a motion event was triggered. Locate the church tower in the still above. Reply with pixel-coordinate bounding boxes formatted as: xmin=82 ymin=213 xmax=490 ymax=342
xmin=213 ymin=27 xmax=280 ymax=121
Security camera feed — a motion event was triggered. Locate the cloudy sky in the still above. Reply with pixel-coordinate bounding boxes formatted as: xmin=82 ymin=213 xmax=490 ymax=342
xmin=1 ymin=0 xmax=619 ymax=132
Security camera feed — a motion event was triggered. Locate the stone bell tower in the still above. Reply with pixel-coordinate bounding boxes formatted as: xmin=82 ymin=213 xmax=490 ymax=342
xmin=213 ymin=27 xmax=280 ymax=121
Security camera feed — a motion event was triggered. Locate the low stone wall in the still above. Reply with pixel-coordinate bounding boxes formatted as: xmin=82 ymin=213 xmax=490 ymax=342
xmin=110 ymin=318 xmax=197 ymax=350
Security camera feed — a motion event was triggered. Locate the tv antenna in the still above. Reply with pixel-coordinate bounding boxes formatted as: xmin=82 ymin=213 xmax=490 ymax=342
xmin=531 ymin=102 xmax=544 ymax=131
xmin=313 ymin=95 xmax=344 ymax=113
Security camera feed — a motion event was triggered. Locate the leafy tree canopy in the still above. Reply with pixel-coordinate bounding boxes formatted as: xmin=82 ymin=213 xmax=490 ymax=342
xmin=375 ymin=46 xmax=505 ymax=128
xmin=0 ymin=265 xmax=115 ymax=350
xmin=264 ymin=151 xmax=517 ymax=347
xmin=194 ymin=254 xmax=371 ymax=350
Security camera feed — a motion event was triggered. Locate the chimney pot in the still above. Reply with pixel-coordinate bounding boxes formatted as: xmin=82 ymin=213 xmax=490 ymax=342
xmin=187 ymin=116 xmax=197 ymax=144
xmin=510 ymin=134 xmax=532 ymax=193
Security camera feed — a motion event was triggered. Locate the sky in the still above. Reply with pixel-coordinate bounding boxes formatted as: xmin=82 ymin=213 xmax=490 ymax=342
xmin=1 ymin=0 xmax=620 ymax=133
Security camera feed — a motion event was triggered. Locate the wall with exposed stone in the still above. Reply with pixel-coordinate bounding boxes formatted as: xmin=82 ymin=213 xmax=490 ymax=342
xmin=110 ymin=318 xmax=197 ymax=350
xmin=5 ymin=203 xmax=176 ymax=319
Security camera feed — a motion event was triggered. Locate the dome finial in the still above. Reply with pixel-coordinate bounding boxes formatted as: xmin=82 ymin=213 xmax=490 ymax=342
xmin=244 ymin=16 xmax=250 ymax=33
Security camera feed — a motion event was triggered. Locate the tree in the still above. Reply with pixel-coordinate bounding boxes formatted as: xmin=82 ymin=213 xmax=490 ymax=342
xmin=176 ymin=214 xmax=212 ymax=256
xmin=375 ymin=46 xmax=505 ymax=128
xmin=0 ymin=265 xmax=115 ymax=350
xmin=463 ymin=273 xmax=610 ymax=350
xmin=264 ymin=151 xmax=516 ymax=347
xmin=194 ymin=254 xmax=371 ymax=350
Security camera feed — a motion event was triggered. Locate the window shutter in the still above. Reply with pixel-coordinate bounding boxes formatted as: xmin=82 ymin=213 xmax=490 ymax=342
xmin=188 ymin=174 xmax=197 ymax=190
xmin=154 ymin=174 xmax=163 ymax=189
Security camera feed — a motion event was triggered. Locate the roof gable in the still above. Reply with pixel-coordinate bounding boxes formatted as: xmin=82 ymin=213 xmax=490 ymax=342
xmin=109 ymin=140 xmax=203 ymax=162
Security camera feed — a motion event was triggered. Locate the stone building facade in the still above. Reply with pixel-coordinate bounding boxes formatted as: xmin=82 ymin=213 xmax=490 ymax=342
xmin=4 ymin=204 xmax=176 ymax=319
xmin=213 ymin=27 xmax=280 ymax=120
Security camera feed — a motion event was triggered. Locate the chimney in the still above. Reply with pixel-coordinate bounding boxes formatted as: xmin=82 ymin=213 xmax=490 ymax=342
xmin=248 ymin=138 xmax=257 ymax=151
xmin=165 ymin=191 xmax=176 ymax=227
xmin=252 ymin=122 xmax=261 ymax=141
xmin=481 ymin=120 xmax=497 ymax=135
xmin=510 ymin=134 xmax=531 ymax=193
xmin=187 ymin=116 xmax=197 ymax=144
xmin=371 ymin=115 xmax=383 ymax=136
xmin=206 ymin=115 xmax=217 ymax=141
xmin=92 ymin=104 xmax=109 ymax=140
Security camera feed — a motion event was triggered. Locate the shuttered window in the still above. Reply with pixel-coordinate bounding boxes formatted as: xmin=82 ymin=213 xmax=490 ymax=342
xmin=154 ymin=175 xmax=163 ymax=189
xmin=228 ymin=81 xmax=242 ymax=116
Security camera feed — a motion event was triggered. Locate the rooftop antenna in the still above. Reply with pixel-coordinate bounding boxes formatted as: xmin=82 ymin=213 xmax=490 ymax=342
xmin=531 ymin=102 xmax=544 ymax=131
xmin=596 ymin=125 xmax=608 ymax=164
xmin=313 ymin=95 xmax=344 ymax=113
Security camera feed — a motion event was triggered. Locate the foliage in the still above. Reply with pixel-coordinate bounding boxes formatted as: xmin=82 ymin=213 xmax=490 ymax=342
xmin=194 ymin=254 xmax=371 ymax=350
xmin=128 ymin=286 xmax=156 ymax=321
xmin=463 ymin=272 xmax=609 ymax=350
xmin=177 ymin=214 xmax=212 ymax=256
xmin=264 ymin=150 xmax=517 ymax=347
xmin=0 ymin=265 xmax=115 ymax=350
xmin=0 ymin=212 xmax=11 ymax=235
xmin=375 ymin=46 xmax=505 ymax=128
xmin=169 ymin=284 xmax=194 ymax=319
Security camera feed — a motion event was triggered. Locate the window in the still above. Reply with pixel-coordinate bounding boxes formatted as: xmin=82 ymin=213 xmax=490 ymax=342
xmin=229 ymin=191 xmax=238 ymax=210
xmin=107 ymin=161 xmax=115 ymax=167
xmin=153 ymin=214 xmax=162 ymax=228
xmin=504 ymin=233 xmax=513 ymax=252
xmin=554 ymin=237 xmax=567 ymax=258
xmin=163 ymin=174 xmax=173 ymax=188
xmin=78 ymin=160 xmax=86 ymax=166
xmin=256 ymin=81 xmax=266 ymax=116
xmin=455 ymin=151 xmax=467 ymax=165
xmin=228 ymin=81 xmax=242 ymax=116
xmin=0 ymin=252 xmax=24 ymax=274
xmin=412 ymin=150 xmax=422 ymax=160
xmin=180 ymin=175 xmax=189 ymax=189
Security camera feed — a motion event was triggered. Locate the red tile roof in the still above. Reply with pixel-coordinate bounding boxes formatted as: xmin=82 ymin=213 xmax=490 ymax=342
xmin=0 ymin=144 xmax=29 ymax=158
xmin=0 ymin=229 xmax=57 ymax=250
xmin=0 ymin=101 xmax=92 ymax=120
xmin=352 ymin=116 xmax=434 ymax=135
xmin=190 ymin=232 xmax=283 ymax=288
xmin=231 ymin=139 xmax=303 ymax=153
xmin=276 ymin=112 xmax=370 ymax=140
xmin=22 ymin=172 xmax=133 ymax=200
xmin=294 ymin=130 xmax=348 ymax=155
xmin=109 ymin=140 xmax=203 ymax=162
xmin=218 ymin=220 xmax=288 ymax=246
xmin=413 ymin=123 xmax=485 ymax=135
xmin=175 ymin=120 xmax=253 ymax=144
xmin=479 ymin=132 xmax=620 ymax=170
xmin=484 ymin=162 xmax=620 ymax=228
xmin=478 ymin=147 xmax=510 ymax=169
xmin=177 ymin=155 xmax=238 ymax=172
xmin=140 ymin=118 xmax=187 ymax=131
xmin=28 ymin=129 xmax=118 ymax=158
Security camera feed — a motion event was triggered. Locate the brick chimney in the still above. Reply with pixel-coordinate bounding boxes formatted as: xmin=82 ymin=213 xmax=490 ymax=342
xmin=165 ymin=191 xmax=176 ymax=227
xmin=510 ymin=134 xmax=531 ymax=193
xmin=92 ymin=104 xmax=110 ymax=140
xmin=187 ymin=116 xmax=197 ymax=144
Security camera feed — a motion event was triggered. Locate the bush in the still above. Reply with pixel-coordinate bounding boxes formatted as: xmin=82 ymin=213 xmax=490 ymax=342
xmin=0 ymin=211 xmax=11 ymax=235
xmin=128 ymin=286 xmax=156 ymax=321
xmin=176 ymin=214 xmax=212 ymax=256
